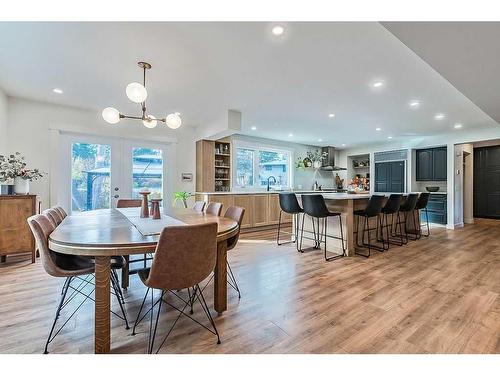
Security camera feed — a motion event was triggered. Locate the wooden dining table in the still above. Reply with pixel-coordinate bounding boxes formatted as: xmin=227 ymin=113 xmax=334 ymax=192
xmin=48 ymin=207 xmax=239 ymax=354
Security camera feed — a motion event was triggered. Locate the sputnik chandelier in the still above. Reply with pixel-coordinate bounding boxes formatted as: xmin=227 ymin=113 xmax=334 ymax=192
xmin=102 ymin=61 xmax=182 ymax=129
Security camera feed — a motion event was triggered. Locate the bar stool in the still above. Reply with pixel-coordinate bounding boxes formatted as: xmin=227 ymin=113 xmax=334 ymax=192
xmin=277 ymin=193 xmax=304 ymax=251
xmin=414 ymin=192 xmax=431 ymax=239
xmin=300 ymin=194 xmax=345 ymax=261
xmin=380 ymin=194 xmax=404 ymax=249
xmin=397 ymin=193 xmax=419 ymax=243
xmin=353 ymin=195 xmax=386 ymax=257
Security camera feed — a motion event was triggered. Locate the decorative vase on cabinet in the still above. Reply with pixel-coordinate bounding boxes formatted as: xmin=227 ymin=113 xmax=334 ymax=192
xmin=14 ymin=177 xmax=29 ymax=195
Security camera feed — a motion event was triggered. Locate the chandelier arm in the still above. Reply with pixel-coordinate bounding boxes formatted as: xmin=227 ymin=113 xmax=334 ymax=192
xmin=120 ymin=114 xmax=165 ymax=122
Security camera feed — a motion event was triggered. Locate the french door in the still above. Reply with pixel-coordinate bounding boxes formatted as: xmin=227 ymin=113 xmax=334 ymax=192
xmin=60 ymin=134 xmax=169 ymax=214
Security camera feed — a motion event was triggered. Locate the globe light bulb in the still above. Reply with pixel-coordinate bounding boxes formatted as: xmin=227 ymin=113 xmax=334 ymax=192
xmin=142 ymin=115 xmax=158 ymax=129
xmin=165 ymin=113 xmax=182 ymax=129
xmin=102 ymin=107 xmax=120 ymax=124
xmin=126 ymin=82 xmax=148 ymax=103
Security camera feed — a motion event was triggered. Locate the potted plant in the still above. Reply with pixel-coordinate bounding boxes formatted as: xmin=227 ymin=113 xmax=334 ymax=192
xmin=173 ymin=191 xmax=193 ymax=208
xmin=0 ymin=152 xmax=45 ymax=195
xmin=306 ymin=150 xmax=328 ymax=169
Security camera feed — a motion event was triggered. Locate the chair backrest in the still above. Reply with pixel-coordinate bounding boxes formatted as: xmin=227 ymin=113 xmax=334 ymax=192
xmin=42 ymin=208 xmax=63 ymax=226
xmin=364 ymin=195 xmax=386 ymax=217
xmin=401 ymin=193 xmax=419 ymax=211
xmin=145 ymin=223 xmax=218 ymax=290
xmin=205 ymin=202 xmax=223 ymax=216
xmin=224 ymin=206 xmax=245 ymax=251
xmin=192 ymin=201 xmax=206 ymax=212
xmin=116 ymin=198 xmax=142 ymax=208
xmin=279 ymin=193 xmax=303 ymax=214
xmin=27 ymin=214 xmax=61 ymax=277
xmin=54 ymin=206 xmax=68 ymax=219
xmin=382 ymin=194 xmax=403 ymax=214
xmin=301 ymin=194 xmax=330 ymax=218
xmin=415 ymin=192 xmax=431 ymax=210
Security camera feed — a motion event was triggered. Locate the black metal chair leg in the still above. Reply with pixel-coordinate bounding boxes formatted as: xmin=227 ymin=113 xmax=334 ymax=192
xmin=111 ymin=274 xmax=129 ymax=329
xmin=355 ymin=215 xmax=369 ymax=258
xmin=196 ymin=284 xmax=221 ymax=344
xmin=148 ymin=290 xmax=164 ymax=354
xmin=276 ymin=210 xmax=282 ymax=245
xmin=227 ymin=260 xmax=241 ymax=299
xmin=132 ymin=287 xmax=150 ymax=335
xmin=298 ymin=213 xmax=305 ymax=253
xmin=424 ymin=208 xmax=430 ymax=237
xmin=44 ymin=277 xmax=72 ymax=354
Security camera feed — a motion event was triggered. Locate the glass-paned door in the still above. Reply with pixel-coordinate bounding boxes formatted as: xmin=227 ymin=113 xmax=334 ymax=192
xmin=71 ymin=142 xmax=113 ymax=212
xmin=131 ymin=147 xmax=163 ymax=199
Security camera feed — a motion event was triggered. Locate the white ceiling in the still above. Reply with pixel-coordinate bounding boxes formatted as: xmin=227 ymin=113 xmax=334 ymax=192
xmin=382 ymin=22 xmax=500 ymax=124
xmin=0 ymin=22 xmax=497 ymax=147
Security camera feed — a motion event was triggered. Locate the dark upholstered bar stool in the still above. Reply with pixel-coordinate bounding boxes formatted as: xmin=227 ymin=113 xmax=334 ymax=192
xmin=414 ymin=192 xmax=431 ymax=239
xmin=277 ymin=193 xmax=304 ymax=251
xmin=353 ymin=195 xmax=386 ymax=257
xmin=397 ymin=193 xmax=419 ymax=244
xmin=380 ymin=194 xmax=404 ymax=249
xmin=300 ymin=194 xmax=345 ymax=261
xmin=117 ymin=198 xmax=151 ymax=289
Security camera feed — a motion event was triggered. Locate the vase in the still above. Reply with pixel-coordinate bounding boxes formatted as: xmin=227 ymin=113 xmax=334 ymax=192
xmin=14 ymin=177 xmax=29 ymax=195
xmin=313 ymin=161 xmax=322 ymax=169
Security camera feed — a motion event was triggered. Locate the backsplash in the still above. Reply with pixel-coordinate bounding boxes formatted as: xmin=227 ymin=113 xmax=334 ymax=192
xmin=414 ymin=180 xmax=447 ymax=193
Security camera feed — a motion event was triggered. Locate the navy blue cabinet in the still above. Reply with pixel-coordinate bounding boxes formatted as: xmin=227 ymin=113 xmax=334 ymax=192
xmin=473 ymin=146 xmax=500 ymax=218
xmin=416 ymin=147 xmax=447 ymax=181
xmin=375 ymin=161 xmax=405 ymax=193
xmin=421 ymin=193 xmax=447 ymax=225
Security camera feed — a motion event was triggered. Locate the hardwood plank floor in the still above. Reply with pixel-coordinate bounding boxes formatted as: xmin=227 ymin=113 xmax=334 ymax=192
xmin=0 ymin=220 xmax=499 ymax=354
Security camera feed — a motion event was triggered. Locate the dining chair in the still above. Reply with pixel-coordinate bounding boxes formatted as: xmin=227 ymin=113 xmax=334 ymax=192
xmin=117 ymin=198 xmax=151 ymax=289
xmin=27 ymin=214 xmax=129 ymax=354
xmin=192 ymin=201 xmax=206 ymax=212
xmin=131 ymin=223 xmax=220 ymax=354
xmin=205 ymin=202 xmax=223 ymax=216
xmin=42 ymin=208 xmax=63 ymax=226
xmin=223 ymin=206 xmax=245 ymax=298
xmin=53 ymin=206 xmax=67 ymax=219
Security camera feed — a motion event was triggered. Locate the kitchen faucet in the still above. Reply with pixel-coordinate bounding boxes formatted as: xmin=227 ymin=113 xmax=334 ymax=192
xmin=267 ymin=176 xmax=277 ymax=191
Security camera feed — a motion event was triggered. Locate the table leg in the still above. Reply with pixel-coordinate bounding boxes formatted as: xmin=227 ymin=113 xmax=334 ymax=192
xmin=94 ymin=256 xmax=111 ymax=354
xmin=121 ymin=255 xmax=130 ymax=289
xmin=214 ymin=240 xmax=227 ymax=314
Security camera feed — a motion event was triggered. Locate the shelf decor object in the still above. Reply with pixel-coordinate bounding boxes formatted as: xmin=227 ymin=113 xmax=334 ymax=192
xmin=150 ymin=198 xmax=162 ymax=220
xmin=0 ymin=152 xmax=45 ymax=195
xmin=139 ymin=190 xmax=151 ymax=218
xmin=102 ymin=61 xmax=182 ymax=129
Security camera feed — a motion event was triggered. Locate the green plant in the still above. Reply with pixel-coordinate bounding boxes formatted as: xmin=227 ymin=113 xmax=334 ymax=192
xmin=306 ymin=149 xmax=327 ymax=163
xmin=0 ymin=152 xmax=45 ymax=182
xmin=173 ymin=191 xmax=192 ymax=208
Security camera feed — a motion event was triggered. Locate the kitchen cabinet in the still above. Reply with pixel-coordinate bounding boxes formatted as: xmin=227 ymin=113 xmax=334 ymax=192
xmin=374 ymin=161 xmax=405 ymax=193
xmin=416 ymin=147 xmax=447 ymax=181
xmin=473 ymin=146 xmax=500 ymax=218
xmin=253 ymin=194 xmax=270 ymax=227
xmin=421 ymin=193 xmax=447 ymax=225
xmin=233 ymin=195 xmax=253 ymax=229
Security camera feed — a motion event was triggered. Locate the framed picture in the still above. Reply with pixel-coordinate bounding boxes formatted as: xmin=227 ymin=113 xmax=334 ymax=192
xmin=181 ymin=173 xmax=193 ymax=182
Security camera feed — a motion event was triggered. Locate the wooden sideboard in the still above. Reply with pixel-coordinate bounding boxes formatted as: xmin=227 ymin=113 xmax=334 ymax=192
xmin=0 ymin=195 xmax=37 ymax=263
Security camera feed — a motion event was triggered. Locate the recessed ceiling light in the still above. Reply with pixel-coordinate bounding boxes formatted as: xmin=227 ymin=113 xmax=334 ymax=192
xmin=376 ymin=127 xmax=381 ymax=131
xmin=288 ymin=133 xmax=293 ymax=137
xmin=454 ymin=123 xmax=463 ymax=129
xmin=272 ymin=25 xmax=285 ymax=36
xmin=53 ymin=88 xmax=63 ymax=94
xmin=409 ymin=100 xmax=420 ymax=108
xmin=434 ymin=113 xmax=445 ymax=120
xmin=251 ymin=126 xmax=257 ymax=130
xmin=328 ymin=113 xmax=335 ymax=118
xmin=372 ymin=81 xmax=384 ymax=88
xmin=318 ymin=138 xmax=323 ymax=142
xmin=387 ymin=136 xmax=393 ymax=139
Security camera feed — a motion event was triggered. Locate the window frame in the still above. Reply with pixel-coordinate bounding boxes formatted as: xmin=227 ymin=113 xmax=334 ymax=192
xmin=232 ymin=140 xmax=293 ymax=191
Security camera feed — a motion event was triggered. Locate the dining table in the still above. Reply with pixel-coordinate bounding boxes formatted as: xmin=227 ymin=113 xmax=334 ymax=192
xmin=48 ymin=207 xmax=239 ymax=354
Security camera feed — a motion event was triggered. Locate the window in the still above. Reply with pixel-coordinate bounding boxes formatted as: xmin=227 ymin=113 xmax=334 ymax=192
xmin=234 ymin=145 xmax=291 ymax=189
xmin=131 ymin=147 xmax=163 ymax=199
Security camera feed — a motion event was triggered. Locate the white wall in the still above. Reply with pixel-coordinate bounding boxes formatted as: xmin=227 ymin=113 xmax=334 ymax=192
xmin=230 ymin=134 xmax=344 ymax=190
xmin=0 ymin=88 xmax=7 ymax=155
xmin=5 ymin=97 xmax=197 ymax=210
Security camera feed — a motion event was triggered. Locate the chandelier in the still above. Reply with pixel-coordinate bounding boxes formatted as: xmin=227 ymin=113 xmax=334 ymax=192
xmin=102 ymin=61 xmax=182 ymax=129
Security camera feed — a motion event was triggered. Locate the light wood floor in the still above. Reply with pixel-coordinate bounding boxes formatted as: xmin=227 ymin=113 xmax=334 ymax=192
xmin=0 ymin=220 xmax=499 ymax=354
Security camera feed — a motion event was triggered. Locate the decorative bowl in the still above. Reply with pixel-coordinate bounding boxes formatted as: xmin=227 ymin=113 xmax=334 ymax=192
xmin=426 ymin=186 xmax=440 ymax=192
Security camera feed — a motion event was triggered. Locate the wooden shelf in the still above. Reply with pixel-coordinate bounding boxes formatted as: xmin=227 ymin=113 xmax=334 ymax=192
xmin=353 ymin=166 xmax=370 ymax=169
xmin=215 ymin=178 xmax=230 ymax=181
xmin=215 ymin=165 xmax=230 ymax=168
xmin=215 ymin=153 xmax=231 ymax=157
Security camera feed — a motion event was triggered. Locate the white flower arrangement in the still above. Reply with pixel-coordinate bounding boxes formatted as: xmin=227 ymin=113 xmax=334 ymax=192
xmin=0 ymin=152 xmax=45 ymax=183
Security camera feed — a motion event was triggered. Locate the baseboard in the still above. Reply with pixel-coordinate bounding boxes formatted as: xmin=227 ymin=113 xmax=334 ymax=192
xmin=454 ymin=222 xmax=464 ymax=228
xmin=446 ymin=223 xmax=455 ymax=230
xmin=464 ymin=218 xmax=474 ymax=224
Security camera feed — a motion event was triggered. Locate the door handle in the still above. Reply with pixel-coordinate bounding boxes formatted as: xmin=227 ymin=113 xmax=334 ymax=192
xmin=114 ymin=187 xmax=119 ymax=191
xmin=114 ymin=194 xmax=120 ymax=198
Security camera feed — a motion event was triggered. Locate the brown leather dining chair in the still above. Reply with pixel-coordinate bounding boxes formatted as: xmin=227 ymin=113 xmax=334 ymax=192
xmin=42 ymin=208 xmax=63 ymax=226
xmin=205 ymin=202 xmax=223 ymax=216
xmin=27 ymin=214 xmax=129 ymax=354
xmin=53 ymin=206 xmax=67 ymax=219
xmin=192 ymin=201 xmax=206 ymax=212
xmin=224 ymin=206 xmax=245 ymax=298
xmin=116 ymin=198 xmax=151 ymax=289
xmin=131 ymin=223 xmax=221 ymax=354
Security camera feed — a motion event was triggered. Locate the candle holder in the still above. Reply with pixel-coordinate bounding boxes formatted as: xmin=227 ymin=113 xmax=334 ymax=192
xmin=139 ymin=191 xmax=151 ymax=218
xmin=150 ymin=198 xmax=162 ymax=220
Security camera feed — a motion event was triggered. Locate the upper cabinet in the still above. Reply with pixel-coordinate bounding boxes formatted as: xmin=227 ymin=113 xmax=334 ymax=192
xmin=416 ymin=147 xmax=447 ymax=181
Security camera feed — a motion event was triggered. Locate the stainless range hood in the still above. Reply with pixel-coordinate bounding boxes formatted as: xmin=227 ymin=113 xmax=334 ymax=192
xmin=320 ymin=147 xmax=347 ymax=171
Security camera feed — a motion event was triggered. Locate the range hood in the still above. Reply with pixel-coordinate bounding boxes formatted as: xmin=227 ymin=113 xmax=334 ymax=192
xmin=320 ymin=147 xmax=347 ymax=171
